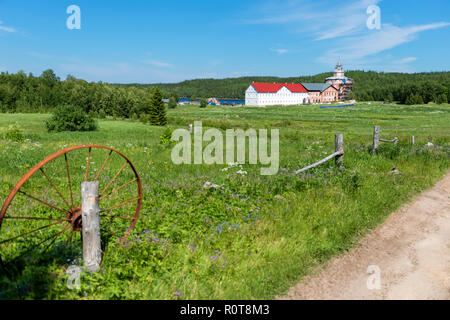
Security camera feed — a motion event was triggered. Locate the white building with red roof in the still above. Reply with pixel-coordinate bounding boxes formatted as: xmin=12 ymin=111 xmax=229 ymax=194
xmin=245 ymin=82 xmax=309 ymax=106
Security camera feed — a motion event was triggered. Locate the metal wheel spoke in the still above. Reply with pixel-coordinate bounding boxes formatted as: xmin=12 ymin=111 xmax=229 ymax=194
xmin=3 ymin=216 xmax=70 ymax=221
xmin=101 ymin=215 xmax=136 ymax=220
xmin=94 ymin=150 xmax=113 ymax=181
xmin=41 ymin=224 xmax=71 ymax=254
xmin=100 ymin=161 xmax=128 ymax=196
xmin=18 ymin=190 xmax=69 ymax=215
xmin=40 ymin=167 xmax=72 ymax=211
xmin=100 ymin=228 xmax=123 ymax=239
xmin=67 ymin=229 xmax=75 ymax=244
xmin=100 ymin=197 xmax=141 ymax=213
xmin=64 ymin=153 xmax=74 ymax=209
xmin=99 ymin=178 xmax=137 ymax=201
xmin=0 ymin=220 xmax=66 ymax=245
xmin=5 ymin=224 xmax=71 ymax=266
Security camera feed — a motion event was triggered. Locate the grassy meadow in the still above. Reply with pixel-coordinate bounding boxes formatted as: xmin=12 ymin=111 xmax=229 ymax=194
xmin=0 ymin=103 xmax=449 ymax=299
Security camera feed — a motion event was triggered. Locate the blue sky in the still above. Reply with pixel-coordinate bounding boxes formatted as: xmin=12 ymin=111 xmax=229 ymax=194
xmin=0 ymin=0 xmax=449 ymax=83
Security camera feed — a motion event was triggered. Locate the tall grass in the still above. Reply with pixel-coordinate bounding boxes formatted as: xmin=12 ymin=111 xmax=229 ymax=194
xmin=0 ymin=103 xmax=448 ymax=299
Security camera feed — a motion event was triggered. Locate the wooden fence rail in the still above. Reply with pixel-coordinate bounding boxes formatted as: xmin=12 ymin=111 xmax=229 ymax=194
xmin=296 ymin=134 xmax=344 ymax=174
xmin=372 ymin=126 xmax=398 ymax=154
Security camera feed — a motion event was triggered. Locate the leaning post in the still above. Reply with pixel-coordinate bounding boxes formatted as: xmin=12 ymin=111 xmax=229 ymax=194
xmin=81 ymin=181 xmax=102 ymax=273
xmin=372 ymin=126 xmax=381 ymax=154
xmin=335 ymin=134 xmax=344 ymax=169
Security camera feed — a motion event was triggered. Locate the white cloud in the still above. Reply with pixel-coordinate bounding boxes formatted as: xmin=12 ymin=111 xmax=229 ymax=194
xmin=319 ymin=22 xmax=450 ymax=64
xmin=141 ymin=59 xmax=174 ymax=68
xmin=271 ymin=48 xmax=288 ymax=54
xmin=0 ymin=20 xmax=16 ymax=33
xmin=245 ymin=0 xmax=380 ymax=40
xmin=396 ymin=57 xmax=417 ymax=64
xmin=245 ymin=0 xmax=449 ymax=71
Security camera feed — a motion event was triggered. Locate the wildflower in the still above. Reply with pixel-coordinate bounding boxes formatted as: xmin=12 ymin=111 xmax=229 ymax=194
xmin=174 ymin=290 xmax=182 ymax=297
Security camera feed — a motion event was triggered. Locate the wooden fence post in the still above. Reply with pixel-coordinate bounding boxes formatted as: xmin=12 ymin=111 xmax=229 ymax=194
xmin=372 ymin=126 xmax=380 ymax=154
xmin=81 ymin=181 xmax=101 ymax=272
xmin=335 ymin=134 xmax=344 ymax=169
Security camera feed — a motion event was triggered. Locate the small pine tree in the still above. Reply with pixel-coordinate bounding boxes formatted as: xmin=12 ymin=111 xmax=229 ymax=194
xmin=149 ymin=88 xmax=167 ymax=126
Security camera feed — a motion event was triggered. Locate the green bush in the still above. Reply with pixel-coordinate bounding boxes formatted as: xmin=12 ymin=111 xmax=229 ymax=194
xmin=98 ymin=109 xmax=106 ymax=119
xmin=2 ymin=124 xmax=25 ymax=142
xmin=140 ymin=114 xmax=149 ymax=124
xmin=200 ymin=98 xmax=207 ymax=108
xmin=168 ymin=97 xmax=177 ymax=109
xmin=159 ymin=127 xmax=174 ymax=145
xmin=46 ymin=105 xmax=98 ymax=132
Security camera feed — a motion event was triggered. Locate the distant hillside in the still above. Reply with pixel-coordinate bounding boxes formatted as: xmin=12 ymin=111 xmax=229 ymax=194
xmin=117 ymin=71 xmax=450 ymax=103
xmin=118 ymin=73 xmax=332 ymax=99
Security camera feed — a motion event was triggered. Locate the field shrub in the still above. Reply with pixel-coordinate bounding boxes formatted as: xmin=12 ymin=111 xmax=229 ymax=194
xmin=46 ymin=105 xmax=98 ymax=132
xmin=2 ymin=124 xmax=25 ymax=142
xmin=159 ymin=128 xmax=174 ymax=145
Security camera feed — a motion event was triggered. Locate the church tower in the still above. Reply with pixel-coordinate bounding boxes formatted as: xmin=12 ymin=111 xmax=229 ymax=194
xmin=334 ymin=57 xmax=345 ymax=78
xmin=325 ymin=58 xmax=353 ymax=101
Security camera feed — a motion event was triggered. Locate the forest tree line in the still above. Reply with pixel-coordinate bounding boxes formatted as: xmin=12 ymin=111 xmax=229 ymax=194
xmin=143 ymin=71 xmax=450 ymax=104
xmin=0 ymin=70 xmax=170 ymax=118
xmin=1 ymin=69 xmax=449 ymax=117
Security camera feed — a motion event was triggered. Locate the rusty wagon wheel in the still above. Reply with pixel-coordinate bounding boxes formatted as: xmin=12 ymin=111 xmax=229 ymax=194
xmin=0 ymin=145 xmax=142 ymax=274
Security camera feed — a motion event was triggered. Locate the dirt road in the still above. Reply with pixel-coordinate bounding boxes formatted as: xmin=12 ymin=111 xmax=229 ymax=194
xmin=281 ymin=173 xmax=450 ymax=300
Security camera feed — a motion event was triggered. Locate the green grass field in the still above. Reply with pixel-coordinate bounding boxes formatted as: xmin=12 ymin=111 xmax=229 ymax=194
xmin=0 ymin=103 xmax=449 ymax=299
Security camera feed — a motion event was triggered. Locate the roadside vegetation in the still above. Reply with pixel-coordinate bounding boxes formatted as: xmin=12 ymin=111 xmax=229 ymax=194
xmin=0 ymin=103 xmax=448 ymax=299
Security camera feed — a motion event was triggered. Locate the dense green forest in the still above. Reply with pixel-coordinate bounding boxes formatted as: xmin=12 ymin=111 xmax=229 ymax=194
xmin=127 ymin=71 xmax=450 ymax=103
xmin=0 ymin=69 xmax=449 ymax=118
xmin=0 ymin=70 xmax=159 ymax=118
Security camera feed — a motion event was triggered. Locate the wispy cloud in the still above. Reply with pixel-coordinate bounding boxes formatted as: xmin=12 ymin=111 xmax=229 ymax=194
xmin=395 ymin=57 xmax=417 ymax=64
xmin=0 ymin=20 xmax=16 ymax=33
xmin=141 ymin=59 xmax=174 ymax=68
xmin=245 ymin=0 xmax=380 ymax=40
xmin=319 ymin=22 xmax=450 ymax=64
xmin=245 ymin=0 xmax=449 ymax=70
xmin=271 ymin=48 xmax=288 ymax=54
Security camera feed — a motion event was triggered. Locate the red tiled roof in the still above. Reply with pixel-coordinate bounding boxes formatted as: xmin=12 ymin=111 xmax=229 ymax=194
xmin=251 ymin=82 xmax=307 ymax=93
xmin=284 ymin=83 xmax=308 ymax=93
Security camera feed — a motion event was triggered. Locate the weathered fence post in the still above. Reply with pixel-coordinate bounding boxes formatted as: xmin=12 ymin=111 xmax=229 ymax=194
xmin=412 ymin=136 xmax=415 ymax=145
xmin=81 ymin=181 xmax=101 ymax=272
xmin=335 ymin=134 xmax=344 ymax=169
xmin=394 ymin=137 xmax=398 ymax=146
xmin=372 ymin=126 xmax=381 ymax=154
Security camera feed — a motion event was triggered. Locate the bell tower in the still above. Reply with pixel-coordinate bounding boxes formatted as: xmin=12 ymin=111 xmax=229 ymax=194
xmin=325 ymin=58 xmax=353 ymax=101
xmin=334 ymin=57 xmax=345 ymax=78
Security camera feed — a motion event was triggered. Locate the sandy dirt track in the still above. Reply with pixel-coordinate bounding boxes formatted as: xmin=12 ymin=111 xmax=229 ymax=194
xmin=281 ymin=172 xmax=450 ymax=300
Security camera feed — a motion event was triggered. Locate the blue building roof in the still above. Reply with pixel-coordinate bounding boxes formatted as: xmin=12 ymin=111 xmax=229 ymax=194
xmin=301 ymin=83 xmax=332 ymax=92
